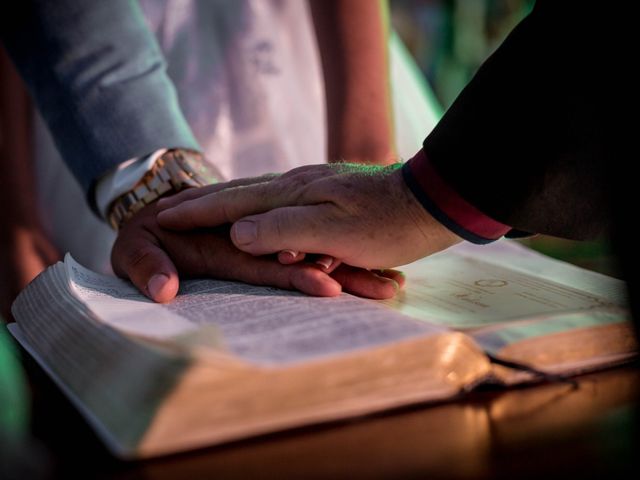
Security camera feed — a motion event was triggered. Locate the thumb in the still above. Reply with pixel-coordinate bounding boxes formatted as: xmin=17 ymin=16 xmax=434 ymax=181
xmin=111 ymin=236 xmax=179 ymax=303
xmin=230 ymin=205 xmax=339 ymax=257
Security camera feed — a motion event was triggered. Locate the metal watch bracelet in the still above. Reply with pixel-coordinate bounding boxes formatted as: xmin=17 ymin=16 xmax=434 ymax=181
xmin=107 ymin=149 xmax=215 ymax=230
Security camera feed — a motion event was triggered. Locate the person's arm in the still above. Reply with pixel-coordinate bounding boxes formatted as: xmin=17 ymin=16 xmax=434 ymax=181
xmin=309 ymin=0 xmax=396 ymax=165
xmin=0 ymin=46 xmax=60 ymax=321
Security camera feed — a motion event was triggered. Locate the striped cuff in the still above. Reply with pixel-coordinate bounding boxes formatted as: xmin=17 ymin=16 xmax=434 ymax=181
xmin=402 ymin=149 xmax=511 ymax=244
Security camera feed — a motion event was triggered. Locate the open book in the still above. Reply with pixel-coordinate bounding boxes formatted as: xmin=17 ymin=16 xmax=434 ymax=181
xmin=9 ymin=241 xmax=637 ymax=458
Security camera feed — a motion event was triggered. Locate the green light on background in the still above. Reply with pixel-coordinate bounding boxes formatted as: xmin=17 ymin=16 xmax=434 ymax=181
xmin=0 ymin=324 xmax=29 ymax=443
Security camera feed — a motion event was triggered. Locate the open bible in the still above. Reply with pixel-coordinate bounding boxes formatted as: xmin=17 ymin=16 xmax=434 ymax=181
xmin=9 ymin=241 xmax=637 ymax=458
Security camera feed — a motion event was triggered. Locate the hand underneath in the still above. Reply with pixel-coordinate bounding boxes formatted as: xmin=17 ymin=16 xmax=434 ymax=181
xmin=156 ymin=163 xmax=462 ymax=270
xmin=111 ymin=199 xmax=404 ymax=303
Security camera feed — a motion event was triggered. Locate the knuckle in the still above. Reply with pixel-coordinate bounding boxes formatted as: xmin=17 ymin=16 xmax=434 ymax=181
xmin=270 ymin=211 xmax=291 ymax=242
xmin=278 ymin=173 xmax=309 ymax=191
xmin=280 ymin=165 xmax=316 ymax=179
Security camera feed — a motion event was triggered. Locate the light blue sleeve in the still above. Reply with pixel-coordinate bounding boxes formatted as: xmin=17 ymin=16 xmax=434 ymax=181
xmin=0 ymin=0 xmax=200 ymax=196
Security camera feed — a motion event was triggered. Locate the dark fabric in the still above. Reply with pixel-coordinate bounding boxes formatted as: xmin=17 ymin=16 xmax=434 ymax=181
xmin=421 ymin=1 xmax=613 ymax=240
xmin=0 ymin=0 xmax=200 ymax=195
xmin=402 ymin=162 xmax=497 ymax=244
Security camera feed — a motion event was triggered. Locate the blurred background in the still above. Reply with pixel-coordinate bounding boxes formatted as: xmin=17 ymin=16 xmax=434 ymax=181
xmin=390 ymin=0 xmax=617 ymax=277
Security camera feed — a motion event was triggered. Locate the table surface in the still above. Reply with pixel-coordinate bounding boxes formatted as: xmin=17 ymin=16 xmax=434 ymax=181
xmin=9 ymin=356 xmax=640 ymax=480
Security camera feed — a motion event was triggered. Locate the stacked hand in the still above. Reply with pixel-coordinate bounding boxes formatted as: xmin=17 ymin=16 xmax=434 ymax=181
xmin=147 ymin=163 xmax=461 ymax=298
xmin=111 ymin=193 xmax=407 ymax=303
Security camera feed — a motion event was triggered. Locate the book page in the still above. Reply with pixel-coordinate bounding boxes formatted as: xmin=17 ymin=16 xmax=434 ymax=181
xmin=452 ymin=240 xmax=627 ymax=304
xmin=65 ymin=255 xmax=443 ymax=366
xmin=468 ymin=309 xmax=629 ymax=354
xmin=65 ymin=256 xmax=201 ymax=339
xmin=382 ymin=242 xmax=627 ymax=329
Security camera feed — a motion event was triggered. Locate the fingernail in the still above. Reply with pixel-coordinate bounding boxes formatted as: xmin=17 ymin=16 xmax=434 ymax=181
xmin=315 ymin=256 xmax=334 ymax=270
xmin=156 ymin=198 xmax=170 ymax=209
xmin=383 ymin=277 xmax=400 ymax=293
xmin=233 ymin=220 xmax=257 ymax=245
xmin=147 ymin=274 xmax=169 ymax=300
xmin=281 ymin=250 xmax=299 ymax=260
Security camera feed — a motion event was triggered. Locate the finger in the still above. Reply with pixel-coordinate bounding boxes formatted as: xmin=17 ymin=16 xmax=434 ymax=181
xmin=229 ymin=205 xmax=340 ymax=257
xmin=330 ymin=265 xmax=400 ymax=300
xmin=158 ymin=183 xmax=271 ymax=229
xmin=200 ymin=247 xmax=342 ymax=297
xmin=314 ymin=255 xmax=340 ymax=273
xmin=157 ymin=163 xmax=363 ymax=231
xmin=157 ymin=173 xmax=280 ymax=211
xmin=277 ymin=250 xmax=306 ymax=264
xmin=373 ymin=269 xmax=406 ymax=289
xmin=157 ymin=177 xmax=325 ymax=230
xmin=277 ymin=253 xmax=340 ymax=274
xmin=283 ymin=265 xmax=342 ymax=297
xmin=111 ymin=233 xmax=179 ymax=303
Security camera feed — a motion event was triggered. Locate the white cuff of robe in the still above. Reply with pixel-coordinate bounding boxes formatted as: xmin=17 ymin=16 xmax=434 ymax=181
xmin=95 ymin=149 xmax=167 ymax=219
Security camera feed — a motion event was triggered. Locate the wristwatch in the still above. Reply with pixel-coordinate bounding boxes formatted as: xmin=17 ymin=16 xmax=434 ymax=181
xmin=107 ymin=149 xmax=218 ymax=230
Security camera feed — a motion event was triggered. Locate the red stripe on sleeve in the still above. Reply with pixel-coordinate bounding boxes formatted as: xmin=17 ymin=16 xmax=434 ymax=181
xmin=406 ymin=150 xmax=511 ymax=240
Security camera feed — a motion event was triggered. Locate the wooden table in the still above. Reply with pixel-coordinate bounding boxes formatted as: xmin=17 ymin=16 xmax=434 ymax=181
xmin=11 ymin=358 xmax=640 ymax=480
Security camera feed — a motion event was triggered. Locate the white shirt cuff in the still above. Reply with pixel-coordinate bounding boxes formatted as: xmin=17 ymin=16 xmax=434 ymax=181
xmin=95 ymin=149 xmax=167 ymax=219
